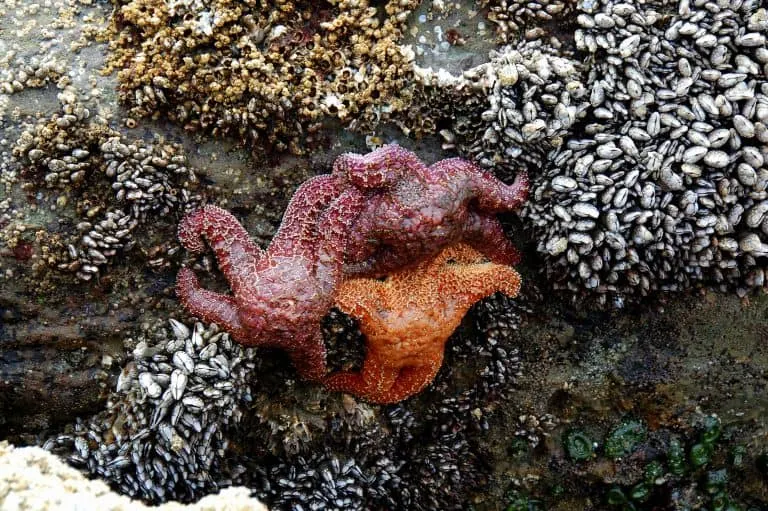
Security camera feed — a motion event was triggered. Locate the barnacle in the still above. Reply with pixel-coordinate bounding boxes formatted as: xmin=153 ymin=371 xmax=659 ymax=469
xmin=108 ymin=0 xmax=421 ymax=153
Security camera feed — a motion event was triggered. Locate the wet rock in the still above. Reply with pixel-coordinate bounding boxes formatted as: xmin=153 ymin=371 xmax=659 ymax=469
xmin=0 ymin=293 xmax=130 ymax=438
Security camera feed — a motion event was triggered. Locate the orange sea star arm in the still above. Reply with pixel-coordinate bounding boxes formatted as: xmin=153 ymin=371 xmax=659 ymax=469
xmin=324 ymin=348 xmax=445 ymax=404
xmin=381 ymin=350 xmax=444 ymax=404
xmin=323 ymin=350 xmax=399 ymax=403
xmin=439 ymin=264 xmax=522 ymax=312
xmin=438 ymin=243 xmax=486 ymax=264
xmin=334 ymin=278 xmax=385 ymax=324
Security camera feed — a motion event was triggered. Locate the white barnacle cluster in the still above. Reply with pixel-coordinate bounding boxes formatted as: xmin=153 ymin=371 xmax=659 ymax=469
xmin=44 ymin=319 xmax=257 ymax=503
xmin=526 ymin=0 xmax=768 ymax=304
xmin=419 ymin=39 xmax=589 ymax=175
xmin=482 ymin=0 xmax=577 ymax=42
xmin=0 ymin=54 xmax=67 ymax=99
xmin=112 ymin=0 xmax=421 ymax=154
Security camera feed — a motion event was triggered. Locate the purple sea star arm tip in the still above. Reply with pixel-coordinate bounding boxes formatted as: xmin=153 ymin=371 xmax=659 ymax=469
xmin=176 ymin=267 xmax=247 ymax=341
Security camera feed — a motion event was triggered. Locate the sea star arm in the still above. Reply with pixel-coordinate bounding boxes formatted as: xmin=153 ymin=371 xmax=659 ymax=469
xmin=177 ymin=205 xmax=263 ymax=294
xmin=270 ymin=174 xmax=344 ymax=256
xmin=341 ymin=247 xmax=401 ymax=278
xmin=323 ymin=350 xmax=399 ymax=403
xmin=324 ymin=354 xmax=444 ymax=404
xmin=176 ymin=267 xmax=248 ymax=342
xmin=343 ymin=246 xmax=420 ymax=278
xmin=473 ymin=168 xmax=529 ymax=212
xmin=382 ymin=354 xmax=444 ymax=404
xmin=441 ymin=265 xmax=522 ymax=312
xmin=433 ymin=243 xmax=486 ymax=265
xmin=464 ymin=212 xmax=522 ymax=266
xmin=286 ymin=330 xmax=328 ymax=381
xmin=332 ymin=145 xmax=421 ymax=189
xmin=434 ymin=158 xmax=529 ymax=212
xmin=314 ymin=188 xmax=367 ymax=295
xmin=334 ymin=279 xmax=383 ymax=323
xmin=341 ymin=259 xmax=377 ymax=278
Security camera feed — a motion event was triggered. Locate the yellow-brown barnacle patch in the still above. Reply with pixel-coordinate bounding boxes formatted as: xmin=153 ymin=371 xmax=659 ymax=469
xmin=106 ymin=0 xmax=419 ymax=150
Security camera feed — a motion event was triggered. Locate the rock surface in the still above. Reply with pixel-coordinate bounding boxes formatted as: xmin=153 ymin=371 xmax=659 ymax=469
xmin=0 ymin=441 xmax=268 ymax=511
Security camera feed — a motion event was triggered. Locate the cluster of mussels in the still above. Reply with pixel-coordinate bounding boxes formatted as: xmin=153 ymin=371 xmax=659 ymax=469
xmin=420 ymin=38 xmax=588 ymax=175
xmin=12 ymin=90 xmax=201 ymax=280
xmin=257 ymin=293 xmax=528 ymax=511
xmin=108 ymin=0 xmax=419 ymax=153
xmin=45 ymin=319 xmax=258 ymax=503
xmin=530 ymin=0 xmax=768 ymax=304
xmin=480 ymin=0 xmax=578 ymax=42
xmin=416 ymin=0 xmax=768 ymax=305
xmin=45 ymin=292 xmax=527 ymax=509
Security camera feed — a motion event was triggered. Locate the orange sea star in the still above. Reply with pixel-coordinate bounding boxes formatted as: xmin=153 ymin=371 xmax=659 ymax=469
xmin=324 ymin=243 xmax=522 ymax=404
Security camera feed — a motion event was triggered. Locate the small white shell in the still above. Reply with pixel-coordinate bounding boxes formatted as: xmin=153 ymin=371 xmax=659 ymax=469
xmin=545 ymin=237 xmax=568 ymax=255
xmin=551 ymin=176 xmax=578 ymax=192
xmin=702 ymin=150 xmax=729 ymax=168
xmin=572 ymin=202 xmax=600 ymax=219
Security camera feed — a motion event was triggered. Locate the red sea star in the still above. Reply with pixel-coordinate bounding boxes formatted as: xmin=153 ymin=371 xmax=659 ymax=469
xmin=176 ymin=146 xmax=527 ymax=382
xmin=332 ymin=144 xmax=529 ymax=277
xmin=324 ymin=242 xmax=522 ymax=404
xmin=176 ymin=175 xmax=364 ymax=380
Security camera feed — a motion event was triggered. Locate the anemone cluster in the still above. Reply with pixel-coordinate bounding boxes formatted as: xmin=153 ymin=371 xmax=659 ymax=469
xmin=108 ymin=0 xmax=419 ymax=153
xmin=415 ymin=0 xmax=768 ymax=305
xmin=12 ymin=93 xmax=201 ymax=281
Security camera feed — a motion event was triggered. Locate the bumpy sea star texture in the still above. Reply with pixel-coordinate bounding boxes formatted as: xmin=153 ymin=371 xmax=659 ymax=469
xmin=177 ymin=146 xmax=528 ymax=382
xmin=324 ymin=243 xmax=522 ymax=404
xmin=177 ymin=175 xmax=364 ymax=380
xmin=333 ymin=144 xmax=530 ymax=277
